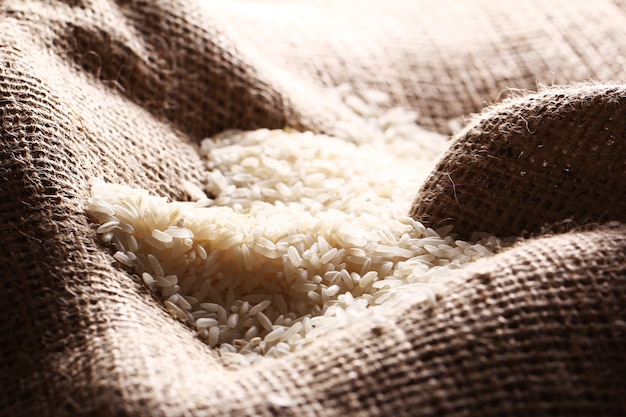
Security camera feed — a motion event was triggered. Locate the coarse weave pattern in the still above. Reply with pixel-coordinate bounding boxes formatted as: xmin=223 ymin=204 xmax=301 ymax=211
xmin=411 ymin=84 xmax=626 ymax=239
xmin=212 ymin=0 xmax=626 ymax=134
xmin=0 ymin=0 xmax=625 ymax=416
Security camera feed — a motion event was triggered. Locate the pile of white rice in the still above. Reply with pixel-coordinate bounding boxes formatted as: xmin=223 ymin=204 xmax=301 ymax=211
xmin=86 ymin=87 xmax=502 ymax=368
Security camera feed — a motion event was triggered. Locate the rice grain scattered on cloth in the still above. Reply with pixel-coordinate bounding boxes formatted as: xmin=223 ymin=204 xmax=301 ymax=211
xmin=86 ymin=88 xmax=505 ymax=367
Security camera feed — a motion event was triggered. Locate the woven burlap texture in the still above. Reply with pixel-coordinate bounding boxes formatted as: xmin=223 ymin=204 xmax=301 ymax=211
xmin=212 ymin=0 xmax=626 ymax=134
xmin=411 ymin=84 xmax=626 ymax=240
xmin=0 ymin=0 xmax=625 ymax=416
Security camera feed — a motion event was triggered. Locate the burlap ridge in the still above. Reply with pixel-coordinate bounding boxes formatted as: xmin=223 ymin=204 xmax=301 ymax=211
xmin=411 ymin=82 xmax=626 ymax=240
xmin=0 ymin=0 xmax=625 ymax=416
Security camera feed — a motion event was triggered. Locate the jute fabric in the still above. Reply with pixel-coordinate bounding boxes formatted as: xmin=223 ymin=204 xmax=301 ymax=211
xmin=0 ymin=1 xmax=624 ymax=415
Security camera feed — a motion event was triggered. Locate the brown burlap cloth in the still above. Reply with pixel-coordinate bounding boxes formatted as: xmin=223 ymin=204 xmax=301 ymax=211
xmin=1 ymin=0 xmax=625 ymax=416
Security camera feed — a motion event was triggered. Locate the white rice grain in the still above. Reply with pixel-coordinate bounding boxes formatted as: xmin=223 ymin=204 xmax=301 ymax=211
xmin=248 ymin=300 xmax=272 ymax=316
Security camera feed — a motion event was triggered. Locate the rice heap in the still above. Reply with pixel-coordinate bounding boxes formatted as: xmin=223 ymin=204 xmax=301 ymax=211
xmin=86 ymin=88 xmax=502 ymax=368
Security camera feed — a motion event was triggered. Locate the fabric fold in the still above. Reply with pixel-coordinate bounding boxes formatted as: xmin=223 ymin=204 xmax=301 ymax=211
xmin=0 ymin=1 xmax=625 ymax=416
xmin=411 ymin=84 xmax=626 ymax=239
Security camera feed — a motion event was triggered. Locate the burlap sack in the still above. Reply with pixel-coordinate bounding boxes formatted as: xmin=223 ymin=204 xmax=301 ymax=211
xmin=1 ymin=0 xmax=625 ymax=416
